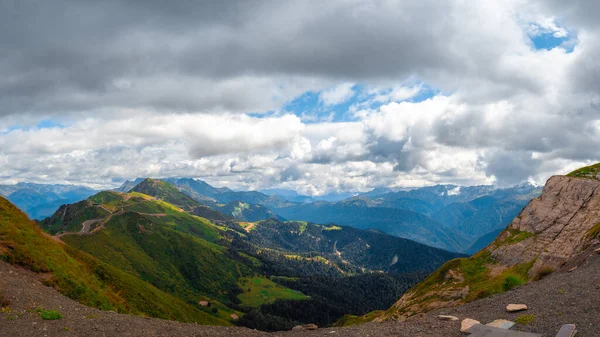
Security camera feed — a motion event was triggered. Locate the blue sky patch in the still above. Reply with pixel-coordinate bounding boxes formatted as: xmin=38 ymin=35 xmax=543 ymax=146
xmin=276 ymin=81 xmax=440 ymax=123
xmin=528 ymin=22 xmax=575 ymax=53
xmin=1 ymin=119 xmax=66 ymax=135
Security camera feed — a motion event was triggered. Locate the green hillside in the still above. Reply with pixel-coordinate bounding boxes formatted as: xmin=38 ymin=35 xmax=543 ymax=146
xmin=34 ymin=180 xmax=463 ymax=331
xmin=0 ymin=195 xmax=228 ymax=325
xmin=130 ymin=178 xmax=231 ymax=221
xmin=567 ymin=162 xmax=600 ymax=179
xmin=130 ymin=179 xmax=197 ymax=208
xmin=63 ymin=210 xmax=250 ymax=304
xmin=38 ymin=188 xmax=306 ymax=323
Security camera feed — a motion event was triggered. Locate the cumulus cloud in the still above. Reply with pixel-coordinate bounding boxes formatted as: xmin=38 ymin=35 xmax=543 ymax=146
xmin=320 ymin=83 xmax=355 ymax=106
xmin=1 ymin=0 xmax=600 ymax=193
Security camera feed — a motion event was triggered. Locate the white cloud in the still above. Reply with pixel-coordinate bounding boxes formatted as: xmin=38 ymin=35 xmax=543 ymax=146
xmin=1 ymin=0 xmax=600 ymax=194
xmin=319 ymin=83 xmax=355 ymax=106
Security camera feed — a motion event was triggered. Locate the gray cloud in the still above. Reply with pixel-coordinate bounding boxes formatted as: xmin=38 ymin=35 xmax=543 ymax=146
xmin=0 ymin=0 xmax=545 ymax=116
xmin=1 ymin=0 xmax=600 ymax=192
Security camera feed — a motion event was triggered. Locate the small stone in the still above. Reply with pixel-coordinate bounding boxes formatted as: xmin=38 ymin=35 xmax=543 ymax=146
xmin=506 ymin=304 xmax=528 ymax=312
xmin=198 ymin=301 xmax=209 ymax=307
xmin=594 ymin=247 xmax=600 ymax=254
xmin=438 ymin=315 xmax=459 ymax=321
xmin=302 ymin=323 xmax=318 ymax=330
xmin=461 ymin=318 xmax=481 ymax=333
xmin=230 ymin=314 xmax=239 ymax=320
xmin=568 ymin=267 xmax=577 ymax=272
xmin=292 ymin=325 xmax=305 ymax=331
xmin=486 ymin=319 xmax=515 ymax=329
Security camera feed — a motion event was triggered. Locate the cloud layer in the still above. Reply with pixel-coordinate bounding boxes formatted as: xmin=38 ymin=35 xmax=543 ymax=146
xmin=1 ymin=0 xmax=599 ymax=193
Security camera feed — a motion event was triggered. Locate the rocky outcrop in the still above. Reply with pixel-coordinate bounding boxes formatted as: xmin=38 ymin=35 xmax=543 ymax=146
xmin=490 ymin=176 xmax=600 ymax=277
xmin=384 ymin=174 xmax=600 ymax=321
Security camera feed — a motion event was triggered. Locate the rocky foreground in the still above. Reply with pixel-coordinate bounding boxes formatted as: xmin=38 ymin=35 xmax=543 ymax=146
xmin=2 ymin=246 xmax=599 ymax=337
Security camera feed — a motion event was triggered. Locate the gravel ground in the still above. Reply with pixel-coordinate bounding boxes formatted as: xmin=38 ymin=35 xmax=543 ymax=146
xmin=1 ymin=249 xmax=599 ymax=337
xmin=0 ymin=261 xmax=268 ymax=337
xmin=276 ymin=247 xmax=600 ymax=337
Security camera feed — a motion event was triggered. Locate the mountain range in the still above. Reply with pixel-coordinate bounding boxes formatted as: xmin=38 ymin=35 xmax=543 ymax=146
xmin=0 ymin=177 xmax=542 ymax=254
xmin=145 ymin=178 xmax=541 ymax=253
xmin=1 ymin=164 xmax=598 ymax=335
xmin=2 ymin=177 xmax=462 ymax=331
xmin=0 ymin=182 xmax=97 ymax=220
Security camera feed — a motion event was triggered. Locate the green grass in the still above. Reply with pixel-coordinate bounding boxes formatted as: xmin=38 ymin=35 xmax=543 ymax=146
xmin=238 ymin=252 xmax=262 ymax=267
xmin=237 ymin=277 xmax=308 ymax=307
xmin=89 ymin=191 xmax=125 ymax=205
xmin=64 ymin=211 xmax=249 ymax=305
xmin=585 ymin=223 xmax=600 ymax=240
xmin=131 ymin=179 xmax=200 ymax=211
xmin=567 ymin=162 xmax=600 ymax=180
xmin=334 ymin=310 xmax=384 ymax=327
xmin=515 ymin=314 xmax=536 ymax=325
xmin=502 ymin=275 xmax=525 ymax=291
xmin=230 ymin=202 xmax=250 ymax=218
xmin=323 ymin=225 xmax=342 ymax=231
xmin=334 ymin=311 xmax=384 ymax=326
xmin=496 ymin=228 xmax=535 ymax=246
xmin=390 ymin=250 xmax=536 ymax=317
xmin=0 ymin=196 xmax=229 ymax=326
xmin=41 ymin=200 xmax=110 ymax=234
xmin=36 ymin=308 xmax=64 ymax=320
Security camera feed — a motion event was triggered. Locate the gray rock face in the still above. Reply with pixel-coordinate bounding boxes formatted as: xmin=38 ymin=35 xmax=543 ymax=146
xmin=385 ymin=175 xmax=600 ymax=320
xmin=490 ymin=176 xmax=600 ymax=277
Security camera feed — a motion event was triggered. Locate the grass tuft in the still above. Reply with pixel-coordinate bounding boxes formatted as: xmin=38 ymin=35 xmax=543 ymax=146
xmin=585 ymin=223 xmax=600 ymax=240
xmin=502 ymin=275 xmax=525 ymax=291
xmin=36 ymin=308 xmax=64 ymax=320
xmin=566 ymin=163 xmax=600 ymax=180
xmin=515 ymin=314 xmax=536 ymax=325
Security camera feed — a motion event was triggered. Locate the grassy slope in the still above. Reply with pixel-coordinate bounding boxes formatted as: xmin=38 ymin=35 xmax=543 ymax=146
xmin=130 ymin=178 xmax=199 ymax=210
xmin=237 ymin=276 xmax=308 ymax=307
xmin=0 ymin=196 xmax=228 ymax=325
xmin=63 ymin=210 xmax=249 ymax=304
xmin=566 ymin=162 xmax=600 ymax=179
xmin=41 ymin=199 xmax=110 ymax=234
xmin=44 ymin=189 xmax=306 ymax=319
xmin=130 ymin=179 xmax=231 ymax=221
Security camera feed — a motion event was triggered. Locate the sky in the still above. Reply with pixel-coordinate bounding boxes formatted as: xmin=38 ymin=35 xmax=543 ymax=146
xmin=1 ymin=0 xmax=599 ymax=194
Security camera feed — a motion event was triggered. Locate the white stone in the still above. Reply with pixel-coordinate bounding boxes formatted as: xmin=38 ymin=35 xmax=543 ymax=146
xmin=461 ymin=318 xmax=481 ymax=333
xmin=506 ymin=304 xmax=528 ymax=312
xmin=438 ymin=315 xmax=459 ymax=321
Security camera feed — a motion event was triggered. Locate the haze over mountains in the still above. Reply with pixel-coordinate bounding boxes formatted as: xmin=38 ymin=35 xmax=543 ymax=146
xmin=0 ymin=183 xmax=97 ymax=220
xmin=1 ymin=178 xmax=541 ymax=254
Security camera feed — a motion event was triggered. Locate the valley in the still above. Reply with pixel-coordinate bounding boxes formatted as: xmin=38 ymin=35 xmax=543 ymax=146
xmin=0 ymin=178 xmax=463 ymax=331
xmin=0 ymin=164 xmax=598 ymax=335
xmin=3 ymin=1 xmax=598 ymax=335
